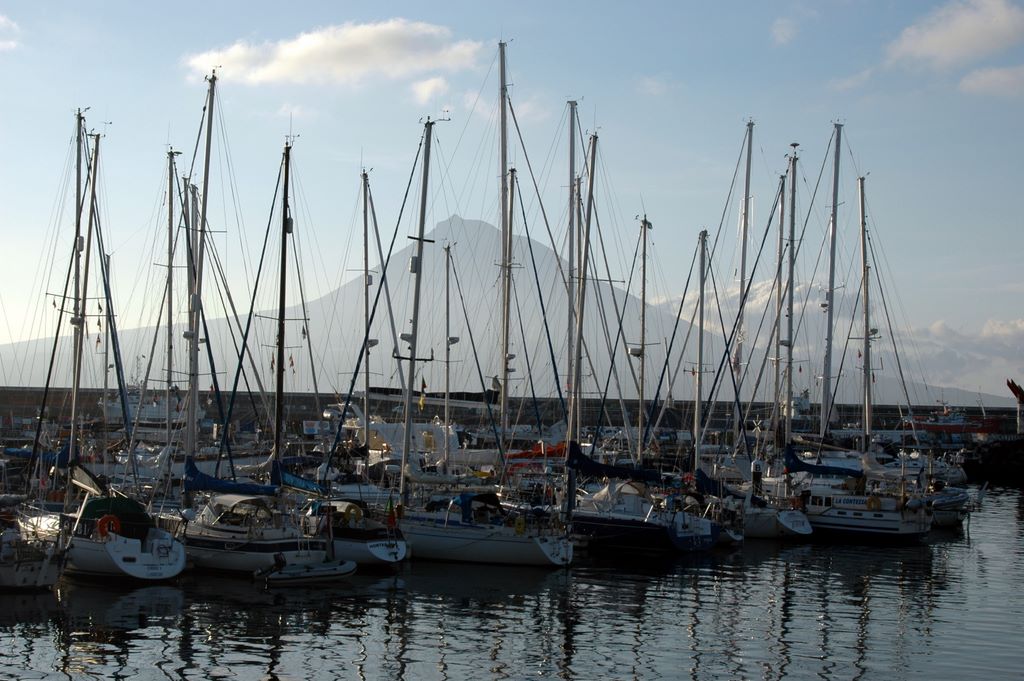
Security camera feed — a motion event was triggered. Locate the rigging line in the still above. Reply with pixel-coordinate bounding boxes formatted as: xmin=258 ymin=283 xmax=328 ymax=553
xmin=202 ymin=209 xmax=272 ymax=419
xmin=286 ymin=162 xmax=322 ymax=413
xmin=290 ymin=229 xmax=321 ymax=412
xmin=816 ymin=276 xmax=862 ymax=459
xmin=318 ymin=180 xmax=365 ymax=393
xmin=510 ymin=278 xmax=544 ymax=434
xmin=603 ymin=214 xmax=645 ymax=443
xmin=184 ymin=88 xmax=208 ymax=184
xmin=325 ymin=132 xmax=425 ymax=458
xmin=739 ymin=243 xmax=786 ymax=449
xmin=703 ymin=127 xmax=749 ymax=280
xmin=214 ymin=157 xmax=283 ymax=458
xmin=516 ymin=172 xmax=567 ymax=420
xmin=512 ymin=99 xmax=566 ymax=224
xmin=864 ymin=199 xmax=928 ymax=405
xmin=508 ymin=99 xmax=566 ymax=297
xmin=90 ymin=167 xmax=136 ymax=470
xmin=700 ymin=179 xmax=784 ymax=451
xmin=650 ymin=240 xmax=699 ymax=434
xmin=731 ymin=179 xmax=785 ymax=426
xmin=450 ymin=250 xmax=507 ymax=474
xmin=367 ymin=158 xmax=413 ymax=393
xmin=26 ymin=215 xmax=79 ymax=489
xmin=585 ymin=214 xmax=642 ymax=458
xmin=453 ymin=98 xmax=499 ymax=220
xmin=124 ymin=264 xmax=169 ymax=459
xmin=449 ymin=47 xmax=498 ymax=162
xmin=205 ymin=214 xmax=264 ymax=378
xmin=868 ymin=230 xmax=920 ymax=430
xmin=593 ymin=203 xmax=642 ymax=397
xmin=789 ymin=131 xmax=837 ymax=374
xmin=198 ymin=292 xmax=233 ymax=477
xmin=28 ymin=125 xmax=76 ymax=356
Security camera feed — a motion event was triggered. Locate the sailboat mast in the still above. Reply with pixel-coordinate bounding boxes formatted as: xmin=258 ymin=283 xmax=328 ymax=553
xmin=773 ymin=171 xmax=785 ymax=447
xmin=399 ymin=119 xmax=434 ymax=499
xmin=695 ymin=229 xmax=708 ymax=470
xmin=66 ymin=111 xmax=85 ymax=474
xmin=166 ymin=149 xmax=178 ymax=451
xmin=637 ymin=216 xmax=651 ymax=465
xmin=566 ymin=100 xmax=577 ymax=432
xmin=498 ymin=41 xmax=511 ymax=449
xmin=820 ymin=123 xmax=842 ymax=438
xmin=444 ymin=244 xmax=453 ymax=474
xmin=859 ymin=175 xmax=872 ymax=452
xmin=735 ymin=120 xmax=753 ymax=444
xmin=567 ymin=134 xmax=597 ymax=445
xmin=187 ymin=73 xmax=216 ymax=457
xmin=70 ymin=129 xmax=100 ymax=476
xmin=786 ymin=147 xmax=798 ymax=444
xmin=274 ymin=143 xmax=292 ymax=459
xmin=501 ymin=167 xmax=517 ymax=441
xmin=362 ymin=171 xmax=372 ymax=453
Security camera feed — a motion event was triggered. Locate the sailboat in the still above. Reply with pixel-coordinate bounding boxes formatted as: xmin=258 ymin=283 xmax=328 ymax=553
xmin=0 ymin=495 xmax=62 ymax=590
xmin=390 ymin=58 xmax=572 ymax=566
xmin=703 ymin=134 xmax=812 ymax=541
xmin=36 ymin=113 xmax=187 ymax=581
xmin=784 ymin=136 xmax=930 ymax=542
xmin=567 ymin=210 xmax=716 ymax=554
xmin=179 ymin=133 xmax=345 ymax=577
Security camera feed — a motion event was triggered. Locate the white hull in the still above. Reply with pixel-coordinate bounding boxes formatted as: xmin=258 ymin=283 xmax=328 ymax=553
xmin=803 ymin=495 xmax=930 ymax=540
xmin=66 ymin=529 xmax=186 ymax=581
xmin=183 ymin=524 xmax=326 ymax=573
xmin=0 ymin=540 xmax=63 ymax=589
xmin=743 ymin=507 xmax=813 ymax=539
xmin=331 ymin=537 xmax=408 ymax=566
xmin=400 ymin=514 xmax=572 ymax=567
xmin=262 ymin=558 xmax=357 ymax=587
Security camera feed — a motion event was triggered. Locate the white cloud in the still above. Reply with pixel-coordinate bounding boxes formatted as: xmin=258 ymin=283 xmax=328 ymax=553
xmin=0 ymin=15 xmax=18 ymax=32
xmin=829 ymin=67 xmax=875 ymax=91
xmin=886 ymin=0 xmax=1024 ymax=69
xmin=276 ymin=103 xmax=317 ymax=120
xmin=0 ymin=40 xmax=16 ymax=52
xmin=771 ymin=18 xmax=798 ymax=45
xmin=411 ymin=76 xmax=449 ymax=105
xmin=959 ymin=63 xmax=1024 ymax=93
xmin=184 ymin=19 xmax=483 ymax=86
xmin=637 ymin=75 xmax=670 ymax=96
xmin=511 ymin=94 xmax=552 ymax=122
xmin=912 ymin=318 xmax=1024 ymax=398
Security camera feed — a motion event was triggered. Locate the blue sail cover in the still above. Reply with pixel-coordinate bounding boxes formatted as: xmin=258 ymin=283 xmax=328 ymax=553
xmin=4 ymin=446 xmax=72 ymax=467
xmin=270 ymin=460 xmax=326 ymax=496
xmin=695 ymin=468 xmax=747 ymax=500
xmin=183 ymin=457 xmax=279 ymax=495
xmin=783 ymin=446 xmax=863 ymax=479
xmin=566 ymin=441 xmax=662 ymax=483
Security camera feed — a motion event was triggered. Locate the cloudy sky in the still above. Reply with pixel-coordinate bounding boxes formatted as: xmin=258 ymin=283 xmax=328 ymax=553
xmin=0 ymin=1 xmax=1021 ymax=406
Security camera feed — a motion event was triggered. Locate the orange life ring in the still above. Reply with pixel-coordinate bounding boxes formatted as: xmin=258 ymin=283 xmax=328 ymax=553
xmin=97 ymin=514 xmax=121 ymax=538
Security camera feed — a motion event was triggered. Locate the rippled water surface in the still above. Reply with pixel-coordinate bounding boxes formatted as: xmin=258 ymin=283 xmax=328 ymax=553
xmin=2 ymin=485 xmax=1022 ymax=680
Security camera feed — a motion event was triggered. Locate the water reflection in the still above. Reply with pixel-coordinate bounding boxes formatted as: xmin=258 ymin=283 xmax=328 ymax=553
xmin=0 ymin=486 xmax=1019 ymax=680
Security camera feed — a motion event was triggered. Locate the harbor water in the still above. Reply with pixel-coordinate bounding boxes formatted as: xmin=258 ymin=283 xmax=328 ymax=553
xmin=1 ymin=485 xmax=1021 ymax=680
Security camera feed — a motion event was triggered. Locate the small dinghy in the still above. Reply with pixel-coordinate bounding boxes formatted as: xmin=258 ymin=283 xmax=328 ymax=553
xmin=255 ymin=553 xmax=357 ymax=588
